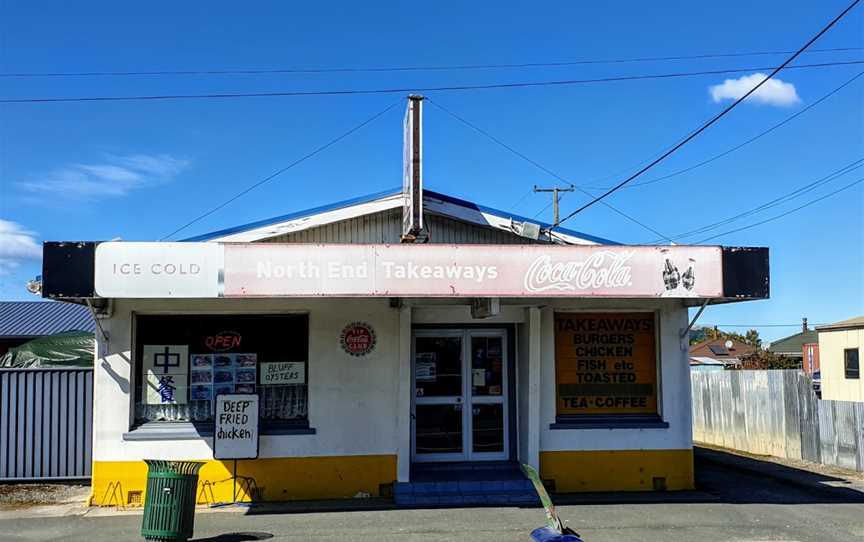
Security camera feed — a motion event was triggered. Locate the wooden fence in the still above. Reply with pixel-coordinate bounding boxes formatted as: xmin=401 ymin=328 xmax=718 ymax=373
xmin=691 ymin=369 xmax=864 ymax=472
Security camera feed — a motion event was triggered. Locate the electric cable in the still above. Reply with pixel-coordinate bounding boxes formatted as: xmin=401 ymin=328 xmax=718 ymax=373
xmin=3 ymin=60 xmax=863 ymax=104
xmin=650 ymin=158 xmax=864 ymax=243
xmin=695 ymin=176 xmax=864 ymax=243
xmin=4 ymin=46 xmax=861 ymax=78
xmin=551 ymin=0 xmax=862 ymax=230
xmin=584 ymin=70 xmax=864 ymax=191
xmin=427 ymin=98 xmax=673 ymax=242
xmin=160 ymin=100 xmax=400 ymax=241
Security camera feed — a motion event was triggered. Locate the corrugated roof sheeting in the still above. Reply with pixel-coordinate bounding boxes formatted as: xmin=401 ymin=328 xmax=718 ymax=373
xmin=262 ymin=208 xmax=545 ymax=245
xmin=0 ymin=301 xmax=95 ymax=338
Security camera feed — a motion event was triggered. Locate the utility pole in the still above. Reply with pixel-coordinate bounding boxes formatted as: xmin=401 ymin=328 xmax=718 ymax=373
xmin=534 ymin=185 xmax=575 ymax=225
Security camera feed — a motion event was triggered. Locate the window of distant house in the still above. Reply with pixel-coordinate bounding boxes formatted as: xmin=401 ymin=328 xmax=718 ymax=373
xmin=134 ymin=314 xmax=309 ymax=427
xmin=845 ymin=348 xmax=860 ymax=379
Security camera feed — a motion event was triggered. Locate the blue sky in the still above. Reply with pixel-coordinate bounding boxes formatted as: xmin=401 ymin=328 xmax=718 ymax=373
xmin=1 ymin=1 xmax=862 ymax=341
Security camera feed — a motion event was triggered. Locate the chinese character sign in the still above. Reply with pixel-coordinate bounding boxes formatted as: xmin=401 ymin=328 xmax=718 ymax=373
xmin=143 ymin=345 xmax=189 ymax=405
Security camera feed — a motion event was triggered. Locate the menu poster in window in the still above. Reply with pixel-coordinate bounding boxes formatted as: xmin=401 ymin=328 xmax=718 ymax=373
xmin=191 ymin=353 xmax=257 ymax=401
xmin=143 ymin=345 xmax=189 ymax=405
xmin=415 ymin=352 xmax=437 ymax=382
xmin=554 ymin=313 xmax=657 ymax=415
xmin=260 ymin=362 xmax=305 ymax=385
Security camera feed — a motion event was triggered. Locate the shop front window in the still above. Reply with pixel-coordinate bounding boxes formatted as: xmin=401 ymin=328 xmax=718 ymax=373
xmin=553 ymin=312 xmax=661 ymax=425
xmin=134 ymin=314 xmax=309 ymax=427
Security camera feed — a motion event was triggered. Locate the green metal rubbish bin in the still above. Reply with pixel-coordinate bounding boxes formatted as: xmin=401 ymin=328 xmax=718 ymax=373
xmin=141 ymin=460 xmax=205 ymax=542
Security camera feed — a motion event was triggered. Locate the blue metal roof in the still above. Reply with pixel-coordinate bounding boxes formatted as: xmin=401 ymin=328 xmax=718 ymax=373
xmin=182 ymin=187 xmax=401 ymax=242
xmin=0 ymin=301 xmax=95 ymax=338
xmin=183 ymin=186 xmax=617 ymax=245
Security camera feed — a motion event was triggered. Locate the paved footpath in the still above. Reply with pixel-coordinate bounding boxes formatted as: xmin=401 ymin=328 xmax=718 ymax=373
xmin=1 ymin=448 xmax=862 ymax=542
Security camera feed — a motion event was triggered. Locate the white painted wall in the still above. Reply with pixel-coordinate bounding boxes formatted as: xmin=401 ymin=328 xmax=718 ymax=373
xmin=93 ymin=298 xmax=401 ymax=461
xmin=92 ymin=297 xmax=692 ymax=464
xmin=539 ymin=299 xmax=693 ymax=452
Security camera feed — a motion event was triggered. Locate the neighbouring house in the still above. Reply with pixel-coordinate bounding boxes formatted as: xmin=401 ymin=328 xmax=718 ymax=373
xmin=767 ymin=318 xmax=817 ymax=372
xmin=0 ymin=301 xmax=94 ymax=357
xmin=37 ymin=97 xmax=771 ymax=507
xmin=689 ymin=338 xmax=757 ymax=371
xmin=0 ymin=301 xmax=95 ymax=482
xmin=817 ymin=316 xmax=864 ymax=402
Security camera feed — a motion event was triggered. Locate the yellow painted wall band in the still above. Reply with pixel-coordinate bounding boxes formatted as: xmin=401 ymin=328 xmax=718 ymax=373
xmin=90 ymin=455 xmax=397 ymax=506
xmin=540 ymin=449 xmax=694 ymax=492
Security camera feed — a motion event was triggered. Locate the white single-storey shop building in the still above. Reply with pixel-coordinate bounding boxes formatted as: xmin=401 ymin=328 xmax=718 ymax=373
xmin=40 ymin=99 xmax=768 ymax=507
xmin=42 ymin=186 xmax=768 ymax=507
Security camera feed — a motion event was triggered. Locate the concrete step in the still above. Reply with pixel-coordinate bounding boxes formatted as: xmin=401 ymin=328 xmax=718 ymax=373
xmin=394 ymin=479 xmax=539 ymax=506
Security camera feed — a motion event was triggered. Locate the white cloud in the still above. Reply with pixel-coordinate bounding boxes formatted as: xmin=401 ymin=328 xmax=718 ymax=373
xmin=709 ymin=73 xmax=801 ymax=107
xmin=18 ymin=153 xmax=189 ymax=200
xmin=0 ymin=220 xmax=41 ymax=276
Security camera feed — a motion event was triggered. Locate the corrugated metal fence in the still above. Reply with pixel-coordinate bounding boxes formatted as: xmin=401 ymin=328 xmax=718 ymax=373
xmin=0 ymin=369 xmax=93 ymax=480
xmin=692 ymin=370 xmax=864 ymax=472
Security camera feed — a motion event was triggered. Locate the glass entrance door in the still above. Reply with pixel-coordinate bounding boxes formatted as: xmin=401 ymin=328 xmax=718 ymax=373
xmin=412 ymin=329 xmax=508 ymax=462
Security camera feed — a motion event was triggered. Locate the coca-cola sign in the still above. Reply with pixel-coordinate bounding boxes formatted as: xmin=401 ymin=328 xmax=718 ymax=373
xmin=523 ymin=251 xmax=634 ymax=293
xmin=340 ymin=322 xmax=376 ymax=356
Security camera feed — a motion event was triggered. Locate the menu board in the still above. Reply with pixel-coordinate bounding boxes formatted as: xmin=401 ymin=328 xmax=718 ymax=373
xmin=190 ymin=353 xmax=257 ymax=410
xmin=555 ymin=312 xmax=657 ymax=415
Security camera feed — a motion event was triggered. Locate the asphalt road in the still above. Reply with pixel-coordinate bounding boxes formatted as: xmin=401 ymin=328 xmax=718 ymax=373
xmin=1 ymin=451 xmax=862 ymax=542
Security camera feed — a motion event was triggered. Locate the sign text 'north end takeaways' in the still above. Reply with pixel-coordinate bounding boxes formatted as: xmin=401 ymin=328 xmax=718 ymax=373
xmin=554 ymin=312 xmax=657 ymax=416
xmin=214 ymin=393 xmax=259 ymax=460
xmin=93 ymin=242 xmax=724 ymax=298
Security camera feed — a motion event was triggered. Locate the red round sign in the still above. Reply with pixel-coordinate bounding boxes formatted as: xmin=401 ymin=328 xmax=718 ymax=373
xmin=340 ymin=322 xmax=376 ymax=357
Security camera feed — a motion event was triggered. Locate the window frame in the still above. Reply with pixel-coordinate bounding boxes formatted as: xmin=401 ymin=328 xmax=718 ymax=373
xmin=551 ymin=310 xmax=667 ymax=430
xmin=844 ymin=348 xmax=860 ymax=380
xmin=127 ymin=311 xmax=313 ymax=438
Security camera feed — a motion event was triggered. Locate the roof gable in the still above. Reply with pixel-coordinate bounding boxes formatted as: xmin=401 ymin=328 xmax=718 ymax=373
xmin=183 ymin=187 xmax=617 ymax=245
xmin=817 ymin=316 xmax=864 ymax=331
xmin=689 ymin=338 xmax=756 ymax=360
xmin=767 ymin=330 xmax=817 ymax=354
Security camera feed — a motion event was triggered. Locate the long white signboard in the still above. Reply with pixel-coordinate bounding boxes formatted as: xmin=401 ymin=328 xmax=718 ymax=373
xmin=94 ymin=242 xmax=724 ymax=298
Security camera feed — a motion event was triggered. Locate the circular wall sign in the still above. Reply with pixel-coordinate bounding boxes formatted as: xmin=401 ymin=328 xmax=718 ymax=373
xmin=340 ymin=322 xmax=376 ymax=357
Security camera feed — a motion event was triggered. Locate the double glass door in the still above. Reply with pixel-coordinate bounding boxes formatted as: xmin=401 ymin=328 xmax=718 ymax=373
xmin=412 ymin=329 xmax=508 ymax=462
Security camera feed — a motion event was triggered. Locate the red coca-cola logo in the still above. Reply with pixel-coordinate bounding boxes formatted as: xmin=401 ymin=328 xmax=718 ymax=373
xmin=340 ymin=322 xmax=376 ymax=357
xmin=205 ymin=331 xmax=242 ymax=352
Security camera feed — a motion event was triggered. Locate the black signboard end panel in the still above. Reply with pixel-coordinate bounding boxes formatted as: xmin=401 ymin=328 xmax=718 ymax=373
xmin=721 ymin=247 xmax=769 ymax=299
xmin=42 ymin=241 xmax=97 ymax=299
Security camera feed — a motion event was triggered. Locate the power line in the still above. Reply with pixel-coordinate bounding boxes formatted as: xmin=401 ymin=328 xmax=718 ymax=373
xmin=3 ymin=60 xmax=863 ymax=104
xmin=651 ymin=158 xmax=864 ymax=243
xmin=695 ymin=176 xmax=864 ymax=243
xmin=4 ymin=47 xmax=861 ymax=78
xmin=510 ymin=187 xmax=535 ymax=211
xmin=551 ymin=0 xmax=862 ymax=230
xmin=532 ymin=69 xmax=863 ymax=222
xmin=426 ymin=98 xmax=674 ymax=242
xmin=584 ymin=70 xmax=864 ymax=191
xmin=160 ymin=100 xmax=399 ymax=241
